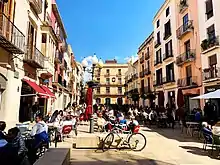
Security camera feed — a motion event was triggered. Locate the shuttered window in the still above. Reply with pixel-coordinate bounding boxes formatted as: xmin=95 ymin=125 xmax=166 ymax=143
xmin=206 ymin=0 xmax=213 ymax=19
xmin=209 ymin=54 xmax=217 ymax=66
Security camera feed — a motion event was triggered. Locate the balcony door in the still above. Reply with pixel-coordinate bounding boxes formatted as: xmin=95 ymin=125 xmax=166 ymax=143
xmin=27 ymin=22 xmax=37 ymax=58
xmin=183 ymin=13 xmax=189 ymax=31
xmin=166 ymin=63 xmax=174 ymax=82
xmin=184 ymin=40 xmax=190 ymax=59
xmin=209 ymin=54 xmax=217 ymax=78
xmin=186 ymin=65 xmax=192 ymax=86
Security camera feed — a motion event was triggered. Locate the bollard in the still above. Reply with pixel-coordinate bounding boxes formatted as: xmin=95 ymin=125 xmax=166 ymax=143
xmin=89 ymin=117 xmax=94 ymax=133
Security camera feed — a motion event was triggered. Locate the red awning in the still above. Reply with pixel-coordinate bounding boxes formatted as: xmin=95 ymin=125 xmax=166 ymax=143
xmin=23 ymin=79 xmax=48 ymax=98
xmin=41 ymin=85 xmax=56 ymax=98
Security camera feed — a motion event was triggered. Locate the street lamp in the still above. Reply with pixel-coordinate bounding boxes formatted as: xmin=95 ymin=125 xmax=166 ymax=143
xmin=82 ymin=53 xmax=103 ymax=133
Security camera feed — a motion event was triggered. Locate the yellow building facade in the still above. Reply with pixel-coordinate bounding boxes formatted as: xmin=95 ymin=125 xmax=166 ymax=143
xmin=94 ymin=60 xmax=128 ymax=105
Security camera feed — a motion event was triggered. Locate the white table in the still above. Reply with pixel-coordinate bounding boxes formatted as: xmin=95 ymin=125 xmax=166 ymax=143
xmin=186 ymin=122 xmax=199 ymax=137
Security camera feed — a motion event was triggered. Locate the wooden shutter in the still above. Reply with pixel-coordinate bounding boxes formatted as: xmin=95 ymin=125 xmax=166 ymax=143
xmin=206 ymin=0 xmax=213 ymax=13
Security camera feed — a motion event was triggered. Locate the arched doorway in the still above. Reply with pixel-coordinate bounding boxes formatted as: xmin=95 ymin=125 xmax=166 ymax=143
xmin=96 ymin=98 xmax=101 ymax=104
xmin=105 ymin=98 xmax=111 ymax=105
xmin=117 ymin=97 xmax=123 ymax=105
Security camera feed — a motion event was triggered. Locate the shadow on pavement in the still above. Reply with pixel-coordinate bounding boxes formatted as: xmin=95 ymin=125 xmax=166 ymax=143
xmin=180 ymin=145 xmax=220 ymax=160
xmin=70 ymin=150 xmax=175 ymax=165
xmin=142 ymin=125 xmax=202 ymax=143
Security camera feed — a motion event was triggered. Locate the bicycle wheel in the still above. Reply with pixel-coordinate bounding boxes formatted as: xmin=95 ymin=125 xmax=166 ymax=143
xmin=102 ymin=133 xmax=114 ymax=152
xmin=128 ymin=133 xmax=146 ymax=151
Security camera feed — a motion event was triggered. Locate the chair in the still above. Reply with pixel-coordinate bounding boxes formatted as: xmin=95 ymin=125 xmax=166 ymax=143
xmin=61 ymin=125 xmax=73 ymax=141
xmin=212 ymin=134 xmax=220 ymax=155
xmin=202 ymin=130 xmax=213 ymax=151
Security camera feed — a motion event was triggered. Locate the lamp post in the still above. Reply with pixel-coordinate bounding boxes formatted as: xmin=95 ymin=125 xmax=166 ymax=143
xmin=82 ymin=53 xmax=103 ymax=133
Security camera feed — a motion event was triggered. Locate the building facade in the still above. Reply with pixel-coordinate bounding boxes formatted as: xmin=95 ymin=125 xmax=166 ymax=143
xmin=0 ymin=0 xmax=78 ymax=128
xmin=153 ymin=0 xmax=179 ymax=108
xmin=94 ymin=60 xmax=128 ymax=105
xmin=198 ymin=0 xmax=220 ymax=115
xmin=175 ymin=0 xmax=202 ymax=111
xmin=138 ymin=33 xmax=154 ymax=107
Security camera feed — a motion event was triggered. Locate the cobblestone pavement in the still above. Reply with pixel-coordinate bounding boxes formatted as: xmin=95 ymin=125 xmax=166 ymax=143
xmin=68 ymin=125 xmax=220 ymax=165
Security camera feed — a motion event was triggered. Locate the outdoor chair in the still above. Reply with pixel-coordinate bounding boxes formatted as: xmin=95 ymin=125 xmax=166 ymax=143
xmin=211 ymin=134 xmax=220 ymax=155
xmin=61 ymin=125 xmax=73 ymax=141
xmin=202 ymin=131 xmax=213 ymax=151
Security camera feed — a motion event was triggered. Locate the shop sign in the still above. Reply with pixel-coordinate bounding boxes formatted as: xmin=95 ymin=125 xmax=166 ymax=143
xmin=205 ymin=85 xmax=220 ymax=93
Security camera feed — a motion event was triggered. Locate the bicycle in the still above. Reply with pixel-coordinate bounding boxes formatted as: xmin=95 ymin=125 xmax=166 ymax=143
xmin=102 ymin=124 xmax=147 ymax=152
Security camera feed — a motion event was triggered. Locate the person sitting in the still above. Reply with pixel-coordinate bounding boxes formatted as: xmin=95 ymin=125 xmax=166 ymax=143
xmin=212 ymin=121 xmax=220 ymax=136
xmin=31 ymin=114 xmax=49 ymax=148
xmin=7 ymin=127 xmax=30 ymax=165
xmin=0 ymin=121 xmax=7 ymax=147
xmin=97 ymin=113 xmax=106 ymax=132
xmin=195 ymin=109 xmax=201 ymax=122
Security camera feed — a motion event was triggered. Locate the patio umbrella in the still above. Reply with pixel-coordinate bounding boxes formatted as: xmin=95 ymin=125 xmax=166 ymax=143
xmin=177 ymin=88 xmax=184 ymax=108
xmin=85 ymin=88 xmax=93 ymax=119
xmin=191 ymin=89 xmax=220 ymax=99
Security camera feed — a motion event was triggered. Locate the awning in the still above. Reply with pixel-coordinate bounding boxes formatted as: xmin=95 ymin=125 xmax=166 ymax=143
xmin=191 ymin=89 xmax=220 ymax=99
xmin=41 ymin=85 xmax=56 ymax=98
xmin=23 ymin=79 xmax=48 ymax=98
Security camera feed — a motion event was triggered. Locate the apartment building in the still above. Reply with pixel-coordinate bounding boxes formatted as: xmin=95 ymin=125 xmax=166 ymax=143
xmin=0 ymin=0 xmax=77 ymax=128
xmin=94 ymin=60 xmax=128 ymax=105
xmin=153 ymin=0 xmax=178 ymax=107
xmin=125 ymin=60 xmax=139 ymax=105
xmin=198 ymin=0 xmax=220 ymax=115
xmin=175 ymin=0 xmax=202 ymax=111
xmin=138 ymin=33 xmax=154 ymax=107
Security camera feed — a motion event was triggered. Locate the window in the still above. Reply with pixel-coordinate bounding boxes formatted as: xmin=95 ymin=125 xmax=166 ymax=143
xmin=106 ymin=87 xmax=110 ymax=94
xmin=184 ymin=40 xmax=190 ymax=58
xmin=118 ymin=78 xmax=122 ymax=84
xmin=166 ymin=7 xmax=170 ymax=17
xmin=97 ymin=78 xmax=100 ymax=82
xmin=156 ymin=68 xmax=162 ymax=84
xmin=157 ymin=32 xmax=160 ymax=43
xmin=106 ymin=69 xmax=110 ymax=75
xmin=206 ymin=0 xmax=213 ymax=20
xmin=186 ymin=65 xmax=192 ymax=86
xmin=106 ymin=78 xmax=110 ymax=84
xmin=156 ymin=48 xmax=162 ymax=62
xmin=118 ymin=87 xmax=122 ymax=94
xmin=118 ymin=69 xmax=121 ymax=75
xmin=42 ymin=33 xmax=47 ymax=43
xmin=165 ymin=40 xmax=173 ymax=57
xmin=183 ymin=13 xmax=189 ymax=31
xmin=147 ymin=77 xmax=150 ymax=91
xmin=166 ymin=63 xmax=175 ymax=82
xmin=207 ymin=24 xmax=215 ymax=40
xmin=97 ymin=87 xmax=100 ymax=94
xmin=164 ymin=20 xmax=171 ymax=38
xmin=157 ymin=20 xmax=160 ymax=28
xmin=209 ymin=54 xmax=217 ymax=66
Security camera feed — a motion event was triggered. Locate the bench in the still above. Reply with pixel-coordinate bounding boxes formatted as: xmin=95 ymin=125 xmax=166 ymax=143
xmin=34 ymin=148 xmax=70 ymax=165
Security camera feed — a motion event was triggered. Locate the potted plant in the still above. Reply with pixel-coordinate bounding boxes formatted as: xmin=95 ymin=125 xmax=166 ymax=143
xmin=201 ymin=39 xmax=208 ymax=51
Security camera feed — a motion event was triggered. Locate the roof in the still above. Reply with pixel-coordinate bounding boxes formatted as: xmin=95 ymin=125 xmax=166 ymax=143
xmin=153 ymin=0 xmax=170 ymax=22
xmin=138 ymin=32 xmax=154 ymax=53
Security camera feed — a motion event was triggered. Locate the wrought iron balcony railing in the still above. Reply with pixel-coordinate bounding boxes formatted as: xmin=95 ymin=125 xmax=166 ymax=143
xmin=163 ymin=76 xmax=175 ymax=84
xmin=144 ymin=68 xmax=151 ymax=75
xmin=176 ymin=49 xmax=196 ymax=66
xmin=0 ymin=12 xmax=25 ymax=54
xmin=140 ymin=55 xmax=144 ymax=63
xmin=163 ymin=51 xmax=173 ymax=61
xmin=145 ymin=51 xmax=150 ymax=60
xmin=203 ymin=67 xmax=220 ymax=81
xmin=176 ymin=20 xmax=193 ymax=39
xmin=29 ymin=0 xmax=43 ymax=14
xmin=154 ymin=39 xmax=161 ymax=48
xmin=154 ymin=58 xmax=162 ymax=66
xmin=139 ymin=71 xmax=144 ymax=78
xmin=201 ymin=36 xmax=219 ymax=52
xmin=177 ymin=76 xmax=198 ymax=87
xmin=24 ymin=45 xmax=45 ymax=68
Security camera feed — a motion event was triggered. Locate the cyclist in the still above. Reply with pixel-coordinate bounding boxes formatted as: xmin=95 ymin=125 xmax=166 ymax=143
xmin=129 ymin=116 xmax=139 ymax=132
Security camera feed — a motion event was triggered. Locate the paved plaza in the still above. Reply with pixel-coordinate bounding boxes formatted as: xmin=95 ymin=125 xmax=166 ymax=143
xmin=61 ymin=125 xmax=220 ymax=165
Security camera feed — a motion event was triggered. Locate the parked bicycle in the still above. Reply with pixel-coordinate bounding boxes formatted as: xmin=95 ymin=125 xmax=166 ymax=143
xmin=102 ymin=124 xmax=147 ymax=152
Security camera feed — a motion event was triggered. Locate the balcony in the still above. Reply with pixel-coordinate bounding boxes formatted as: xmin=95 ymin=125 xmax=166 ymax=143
xmin=139 ymin=71 xmax=144 ymax=78
xmin=163 ymin=31 xmax=172 ymax=40
xmin=177 ymin=20 xmax=193 ymax=39
xmin=153 ymin=80 xmax=163 ymax=87
xmin=116 ymin=73 xmax=122 ymax=77
xmin=163 ymin=76 xmax=175 ymax=84
xmin=201 ymin=36 xmax=219 ymax=53
xmin=203 ymin=67 xmax=220 ymax=81
xmin=179 ymin=0 xmax=188 ymax=13
xmin=132 ymin=73 xmax=138 ymax=80
xmin=154 ymin=58 xmax=162 ymax=66
xmin=140 ymin=55 xmax=144 ymax=63
xmin=163 ymin=51 xmax=173 ymax=61
xmin=145 ymin=52 xmax=150 ymax=60
xmin=0 ymin=12 xmax=25 ymax=54
xmin=144 ymin=68 xmax=151 ymax=76
xmin=29 ymin=0 xmax=43 ymax=14
xmin=154 ymin=40 xmax=161 ymax=48
xmin=176 ymin=49 xmax=196 ymax=66
xmin=54 ymin=50 xmax=62 ymax=64
xmin=144 ymin=86 xmax=151 ymax=93
xmin=24 ymin=45 xmax=45 ymax=69
xmin=177 ymin=76 xmax=198 ymax=88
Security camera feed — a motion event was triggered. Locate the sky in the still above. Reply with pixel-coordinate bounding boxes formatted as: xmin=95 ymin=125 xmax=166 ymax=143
xmin=56 ymin=0 xmax=164 ymax=64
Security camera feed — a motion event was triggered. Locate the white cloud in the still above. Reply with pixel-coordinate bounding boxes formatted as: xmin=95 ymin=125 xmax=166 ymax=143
xmin=124 ymin=54 xmax=138 ymax=64
xmin=82 ymin=56 xmax=94 ymax=82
